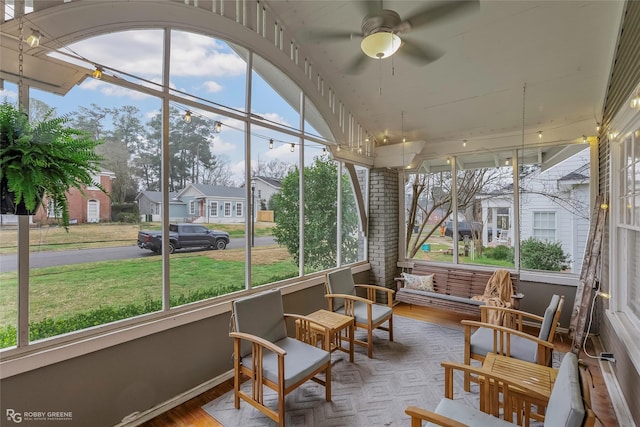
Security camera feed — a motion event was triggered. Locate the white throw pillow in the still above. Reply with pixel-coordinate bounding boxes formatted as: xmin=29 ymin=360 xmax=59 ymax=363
xmin=402 ymin=273 xmax=434 ymax=292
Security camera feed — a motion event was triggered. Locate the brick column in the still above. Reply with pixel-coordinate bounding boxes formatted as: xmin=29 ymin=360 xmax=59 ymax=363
xmin=368 ymin=168 xmax=399 ymax=293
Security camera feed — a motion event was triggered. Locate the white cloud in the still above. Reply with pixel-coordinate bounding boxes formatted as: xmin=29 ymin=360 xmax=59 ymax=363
xmin=0 ymin=89 xmax=17 ymax=101
xmin=203 ymin=81 xmax=223 ymax=93
xmin=64 ymin=29 xmax=245 ymax=79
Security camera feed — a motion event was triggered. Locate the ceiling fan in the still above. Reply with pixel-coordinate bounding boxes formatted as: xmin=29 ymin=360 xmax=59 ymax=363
xmin=303 ymin=0 xmax=479 ymax=73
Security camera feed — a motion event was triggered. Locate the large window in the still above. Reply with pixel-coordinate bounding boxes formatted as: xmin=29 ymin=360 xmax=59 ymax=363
xmin=1 ymin=26 xmax=366 ymax=351
xmin=404 ymin=144 xmax=590 ymax=273
xmin=615 ymin=122 xmax=640 ymax=326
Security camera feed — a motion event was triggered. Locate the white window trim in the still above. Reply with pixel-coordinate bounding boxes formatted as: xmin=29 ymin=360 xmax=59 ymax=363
xmin=532 ymin=211 xmax=557 ymax=241
xmin=236 ymin=201 xmax=243 ymax=217
xmin=189 ymin=200 xmax=195 ymax=215
xmin=224 ymin=201 xmax=231 ymax=217
xmin=210 ymin=201 xmax=218 ymax=216
xmin=608 ymin=86 xmax=640 ymax=372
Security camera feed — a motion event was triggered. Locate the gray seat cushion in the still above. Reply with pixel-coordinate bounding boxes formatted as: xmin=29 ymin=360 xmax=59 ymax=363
xmin=544 ymin=352 xmax=585 ymax=427
xmin=470 ymin=327 xmax=537 ymax=362
xmin=233 ymin=289 xmax=288 ymax=357
xmin=398 ymin=288 xmax=485 ymax=306
xmin=538 ymin=294 xmax=561 ymax=341
xmin=243 ymin=337 xmax=330 ymax=388
xmin=426 ymin=398 xmax=514 ymax=427
xmin=326 ymin=268 xmax=356 ymax=310
xmin=336 ymin=300 xmax=392 ymax=325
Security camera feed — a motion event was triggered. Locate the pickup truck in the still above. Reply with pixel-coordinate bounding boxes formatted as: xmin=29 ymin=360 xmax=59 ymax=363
xmin=137 ymin=223 xmax=230 ymax=254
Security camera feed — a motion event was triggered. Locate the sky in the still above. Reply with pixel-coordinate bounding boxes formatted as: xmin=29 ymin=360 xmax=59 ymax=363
xmin=1 ymin=29 xmax=329 ymax=186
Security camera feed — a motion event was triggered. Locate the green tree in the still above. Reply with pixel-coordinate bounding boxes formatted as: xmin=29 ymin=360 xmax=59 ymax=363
xmin=520 ymin=237 xmax=571 ymax=271
xmin=272 ymin=157 xmax=359 ymax=270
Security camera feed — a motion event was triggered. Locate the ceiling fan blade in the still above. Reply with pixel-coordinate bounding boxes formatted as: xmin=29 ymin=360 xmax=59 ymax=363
xmin=298 ymin=29 xmax=361 ymax=43
xmin=395 ymin=0 xmax=479 ymax=33
xmin=345 ymin=54 xmax=369 ymax=74
xmin=399 ymin=39 xmax=444 ymax=65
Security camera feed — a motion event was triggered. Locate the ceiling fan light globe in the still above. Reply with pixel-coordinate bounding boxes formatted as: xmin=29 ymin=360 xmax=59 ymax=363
xmin=361 ymin=32 xmax=401 ymax=59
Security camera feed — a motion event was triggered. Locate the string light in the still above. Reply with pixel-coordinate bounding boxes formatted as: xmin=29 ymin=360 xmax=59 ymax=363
xmin=462 ymin=139 xmax=467 ymax=147
xmin=383 ymin=137 xmax=388 ymax=144
xmin=630 ymin=92 xmax=640 ymax=109
xmin=505 ymin=158 xmax=510 ymax=166
xmin=184 ymin=110 xmax=192 ymax=123
xmin=92 ymin=66 xmax=103 ymax=80
xmin=336 ymin=145 xmax=341 ymax=152
xmin=582 ymin=135 xmax=588 ymax=143
xmin=214 ymin=121 xmax=222 ymax=133
xmin=537 ymin=130 xmax=543 ymax=139
xmin=26 ymin=29 xmax=41 ymax=47
xmin=322 ymin=148 xmax=327 ymax=156
xmin=290 ymin=143 xmax=295 ymax=152
xmin=596 ymin=123 xmax=601 ymax=132
xmin=269 ymin=139 xmax=273 ymax=149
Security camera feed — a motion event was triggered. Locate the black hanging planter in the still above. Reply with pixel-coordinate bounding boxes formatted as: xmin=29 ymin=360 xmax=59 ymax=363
xmin=0 ymin=179 xmax=43 ymax=215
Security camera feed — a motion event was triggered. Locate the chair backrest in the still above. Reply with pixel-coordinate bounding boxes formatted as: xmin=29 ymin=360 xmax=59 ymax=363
xmin=232 ymin=289 xmax=287 ymax=357
xmin=325 ymin=268 xmax=356 ymax=311
xmin=543 ymin=352 xmax=585 ymax=427
xmin=538 ymin=294 xmax=564 ymax=342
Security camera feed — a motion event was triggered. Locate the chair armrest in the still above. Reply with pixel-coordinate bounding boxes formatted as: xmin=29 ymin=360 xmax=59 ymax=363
xmin=478 ymin=305 xmax=544 ymax=330
xmin=460 ymin=320 xmax=554 ymax=349
xmin=354 ymin=284 xmax=395 ymax=305
xmin=229 ymin=331 xmax=286 ymax=355
xmin=404 ymin=405 xmax=469 ymax=427
xmin=325 ymin=293 xmax=373 ymax=305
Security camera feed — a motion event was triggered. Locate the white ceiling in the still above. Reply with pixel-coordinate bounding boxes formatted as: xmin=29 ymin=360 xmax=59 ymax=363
xmin=264 ymin=0 xmax=625 ymax=168
xmin=0 ymin=0 xmax=626 ymax=171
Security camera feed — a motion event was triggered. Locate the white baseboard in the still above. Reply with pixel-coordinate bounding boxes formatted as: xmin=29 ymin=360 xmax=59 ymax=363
xmin=591 ymin=336 xmax=636 ymax=427
xmin=115 ymin=369 xmax=234 ymax=427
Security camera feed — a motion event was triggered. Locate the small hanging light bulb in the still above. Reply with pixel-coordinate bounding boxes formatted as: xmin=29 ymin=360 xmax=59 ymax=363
xmin=269 ymin=139 xmax=273 ymax=149
xmin=290 ymin=143 xmax=295 ymax=152
xmin=462 ymin=139 xmax=467 ymax=147
xmin=92 ymin=66 xmax=103 ymax=80
xmin=383 ymin=137 xmax=388 ymax=144
xmin=596 ymin=123 xmax=601 ymax=132
xmin=446 ymin=158 xmax=451 ymax=164
xmin=214 ymin=121 xmax=222 ymax=133
xmin=336 ymin=145 xmax=341 ymax=152
xmin=582 ymin=135 xmax=588 ymax=143
xmin=537 ymin=131 xmax=543 ymax=139
xmin=403 ymin=137 xmax=407 ymax=143
xmin=26 ymin=29 xmax=41 ymax=47
xmin=505 ymin=158 xmax=510 ymax=166
xmin=358 ymin=147 xmax=363 ymax=154
xmin=322 ymin=148 xmax=327 ymax=156
xmin=184 ymin=110 xmax=192 ymax=124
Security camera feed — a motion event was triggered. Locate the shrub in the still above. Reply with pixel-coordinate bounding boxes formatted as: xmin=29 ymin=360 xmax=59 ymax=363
xmin=520 ymin=237 xmax=571 ymax=271
xmin=484 ymin=245 xmax=513 ymax=261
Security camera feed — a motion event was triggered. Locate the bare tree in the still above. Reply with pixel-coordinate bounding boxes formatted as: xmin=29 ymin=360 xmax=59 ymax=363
xmin=405 ymin=168 xmax=503 ymax=258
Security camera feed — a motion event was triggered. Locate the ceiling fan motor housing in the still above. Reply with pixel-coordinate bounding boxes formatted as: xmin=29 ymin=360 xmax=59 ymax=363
xmin=361 ymin=9 xmax=401 ymax=36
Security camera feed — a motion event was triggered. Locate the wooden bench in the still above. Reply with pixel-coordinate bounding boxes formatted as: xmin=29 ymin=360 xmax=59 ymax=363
xmin=395 ymin=263 xmax=520 ymax=316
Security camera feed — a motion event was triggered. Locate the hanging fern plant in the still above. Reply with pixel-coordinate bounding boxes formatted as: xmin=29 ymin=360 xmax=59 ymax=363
xmin=0 ymin=101 xmax=106 ymax=229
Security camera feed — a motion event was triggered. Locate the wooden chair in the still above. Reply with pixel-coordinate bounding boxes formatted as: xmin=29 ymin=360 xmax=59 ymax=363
xmin=325 ymin=267 xmax=394 ymax=358
xmin=461 ymin=294 xmax=565 ymax=392
xmin=405 ymin=353 xmax=595 ymax=427
xmin=229 ymin=289 xmax=332 ymax=427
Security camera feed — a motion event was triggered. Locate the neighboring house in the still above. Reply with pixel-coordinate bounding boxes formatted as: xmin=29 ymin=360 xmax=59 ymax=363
xmin=135 ymin=190 xmax=182 ymax=222
xmin=136 ymin=184 xmax=247 ymax=224
xmin=251 ymin=176 xmax=282 ymax=210
xmin=7 ymin=170 xmax=116 ymax=225
xmin=479 ymin=147 xmax=591 ymax=273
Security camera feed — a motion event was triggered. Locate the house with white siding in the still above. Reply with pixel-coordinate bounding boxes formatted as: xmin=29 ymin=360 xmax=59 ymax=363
xmin=480 ymin=147 xmax=591 ymax=273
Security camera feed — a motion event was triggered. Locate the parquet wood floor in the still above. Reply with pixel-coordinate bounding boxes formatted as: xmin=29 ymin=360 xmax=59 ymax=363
xmin=141 ymin=303 xmax=619 ymax=426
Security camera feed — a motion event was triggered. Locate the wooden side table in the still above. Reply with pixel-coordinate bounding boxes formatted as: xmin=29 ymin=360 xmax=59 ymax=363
xmin=482 ymin=353 xmax=558 ymax=426
xmin=296 ymin=309 xmax=354 ymax=362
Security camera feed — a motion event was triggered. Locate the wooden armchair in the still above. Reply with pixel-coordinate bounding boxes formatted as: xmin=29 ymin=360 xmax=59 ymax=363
xmin=325 ymin=268 xmax=394 ymax=358
xmin=461 ymin=294 xmax=564 ymax=392
xmin=229 ymin=289 xmax=332 ymax=427
xmin=405 ymin=353 xmax=593 ymax=427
